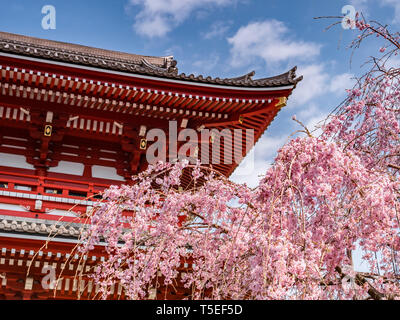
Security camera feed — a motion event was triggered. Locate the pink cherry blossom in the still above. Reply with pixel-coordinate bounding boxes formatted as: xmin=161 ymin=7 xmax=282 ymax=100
xmin=63 ymin=16 xmax=400 ymax=300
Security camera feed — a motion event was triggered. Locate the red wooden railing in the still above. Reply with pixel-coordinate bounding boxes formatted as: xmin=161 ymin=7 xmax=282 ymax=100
xmin=0 ymin=170 xmax=114 ymax=200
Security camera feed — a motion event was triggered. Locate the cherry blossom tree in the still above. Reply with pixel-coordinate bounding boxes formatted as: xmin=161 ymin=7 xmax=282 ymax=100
xmin=60 ymin=16 xmax=400 ymax=300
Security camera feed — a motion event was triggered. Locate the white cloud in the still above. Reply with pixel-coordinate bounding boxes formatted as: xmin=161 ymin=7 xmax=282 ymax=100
xmin=227 ymin=20 xmax=321 ymax=68
xmin=290 ymin=64 xmax=329 ymax=107
xmin=202 ymin=20 xmax=232 ymax=39
xmin=298 ymin=103 xmax=329 ymax=135
xmin=380 ymin=0 xmax=400 ymax=23
xmin=230 ymin=134 xmax=287 ymax=187
xmin=329 ymin=72 xmax=355 ymax=93
xmin=128 ymin=0 xmax=234 ymax=38
xmin=350 ymin=0 xmax=370 ymax=13
xmin=306 ymin=113 xmax=328 ymax=136
xmin=290 ymin=65 xmax=354 ymax=107
xmin=192 ymin=53 xmax=220 ymax=74
xmin=350 ymin=0 xmax=400 ymax=23
xmin=384 ymin=55 xmax=400 ymax=70
xmin=226 ymin=20 xmax=355 ymax=109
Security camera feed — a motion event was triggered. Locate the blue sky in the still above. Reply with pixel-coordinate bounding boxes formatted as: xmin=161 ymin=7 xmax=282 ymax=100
xmin=0 ymin=0 xmax=396 ymax=187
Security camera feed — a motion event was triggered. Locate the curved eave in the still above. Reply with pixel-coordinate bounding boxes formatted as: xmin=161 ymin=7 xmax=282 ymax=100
xmin=0 ymin=52 xmax=297 ymax=94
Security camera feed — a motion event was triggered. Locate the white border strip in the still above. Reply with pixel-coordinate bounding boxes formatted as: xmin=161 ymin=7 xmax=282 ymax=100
xmin=0 ymin=52 xmax=295 ymax=92
xmin=0 ymin=189 xmax=94 ymax=206
xmin=0 ymin=231 xmax=80 ymax=244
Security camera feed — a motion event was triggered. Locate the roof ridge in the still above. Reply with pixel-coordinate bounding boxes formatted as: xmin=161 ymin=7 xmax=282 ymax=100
xmin=0 ymin=30 xmax=302 ymax=88
xmin=0 ymin=31 xmax=169 ymax=67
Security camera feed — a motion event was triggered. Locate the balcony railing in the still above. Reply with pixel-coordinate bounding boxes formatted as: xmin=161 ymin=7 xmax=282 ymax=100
xmin=0 ymin=170 xmax=119 ymax=217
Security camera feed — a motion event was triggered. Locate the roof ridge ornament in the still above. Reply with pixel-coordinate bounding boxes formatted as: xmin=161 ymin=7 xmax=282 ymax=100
xmin=227 ymin=71 xmax=255 ymax=83
xmin=288 ymin=66 xmax=303 ymax=85
xmin=141 ymin=58 xmax=178 ymax=75
xmin=167 ymin=59 xmax=178 ymax=74
xmin=229 ymin=71 xmax=256 ymax=82
xmin=253 ymin=66 xmax=303 ymax=86
xmin=141 ymin=58 xmax=168 ymax=73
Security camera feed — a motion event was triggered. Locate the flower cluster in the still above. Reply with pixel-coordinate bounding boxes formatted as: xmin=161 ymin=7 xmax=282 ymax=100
xmin=69 ymin=17 xmax=400 ymax=300
xmin=73 ymin=135 xmax=400 ymax=300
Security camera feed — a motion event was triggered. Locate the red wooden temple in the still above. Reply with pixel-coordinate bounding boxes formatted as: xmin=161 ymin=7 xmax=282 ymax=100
xmin=0 ymin=31 xmax=301 ymax=299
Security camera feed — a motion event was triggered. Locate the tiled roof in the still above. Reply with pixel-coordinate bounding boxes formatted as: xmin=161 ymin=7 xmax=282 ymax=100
xmin=0 ymin=215 xmax=83 ymax=239
xmin=0 ymin=31 xmax=302 ymax=88
xmin=0 ymin=214 xmax=130 ymax=241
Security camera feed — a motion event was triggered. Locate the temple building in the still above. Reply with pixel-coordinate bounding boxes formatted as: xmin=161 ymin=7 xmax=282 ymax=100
xmin=0 ymin=31 xmax=301 ymax=299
